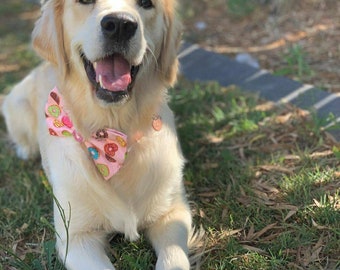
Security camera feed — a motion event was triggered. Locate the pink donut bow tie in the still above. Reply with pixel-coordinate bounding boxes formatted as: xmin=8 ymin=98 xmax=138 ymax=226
xmin=45 ymin=87 xmax=127 ymax=180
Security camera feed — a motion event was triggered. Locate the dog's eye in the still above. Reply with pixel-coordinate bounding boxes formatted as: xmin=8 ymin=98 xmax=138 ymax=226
xmin=78 ymin=0 xmax=95 ymax=4
xmin=138 ymin=0 xmax=154 ymax=9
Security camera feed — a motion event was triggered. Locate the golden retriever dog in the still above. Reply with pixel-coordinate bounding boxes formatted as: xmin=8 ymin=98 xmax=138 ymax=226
xmin=2 ymin=0 xmax=196 ymax=269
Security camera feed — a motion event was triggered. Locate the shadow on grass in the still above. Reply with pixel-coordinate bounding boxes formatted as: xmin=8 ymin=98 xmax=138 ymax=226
xmin=170 ymin=79 xmax=340 ymax=269
xmin=0 ymin=78 xmax=339 ymax=270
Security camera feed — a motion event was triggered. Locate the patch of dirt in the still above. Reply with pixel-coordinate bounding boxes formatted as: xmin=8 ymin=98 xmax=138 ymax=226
xmin=181 ymin=0 xmax=340 ymax=93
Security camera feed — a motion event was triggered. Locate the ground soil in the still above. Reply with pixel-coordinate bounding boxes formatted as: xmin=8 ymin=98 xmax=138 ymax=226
xmin=181 ymin=0 xmax=340 ymax=94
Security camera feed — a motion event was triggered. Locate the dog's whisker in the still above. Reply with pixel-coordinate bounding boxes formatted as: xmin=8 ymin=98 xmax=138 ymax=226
xmin=146 ymin=45 xmax=158 ymax=68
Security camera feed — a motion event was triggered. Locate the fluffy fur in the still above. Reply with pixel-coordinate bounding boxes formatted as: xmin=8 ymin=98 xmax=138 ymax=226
xmin=2 ymin=0 xmax=195 ymax=269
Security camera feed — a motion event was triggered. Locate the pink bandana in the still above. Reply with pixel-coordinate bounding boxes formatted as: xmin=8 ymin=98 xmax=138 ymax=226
xmin=45 ymin=87 xmax=127 ymax=180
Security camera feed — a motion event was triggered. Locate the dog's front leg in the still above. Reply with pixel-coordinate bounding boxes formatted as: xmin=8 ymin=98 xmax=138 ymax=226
xmin=147 ymin=203 xmax=192 ymax=270
xmin=53 ymin=204 xmax=115 ymax=270
xmin=2 ymin=73 xmax=39 ymax=160
xmin=57 ymin=233 xmax=115 ymax=270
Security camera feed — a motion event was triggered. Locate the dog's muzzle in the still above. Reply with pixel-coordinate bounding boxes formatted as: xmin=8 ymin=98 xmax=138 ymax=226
xmin=82 ymin=13 xmax=140 ymax=104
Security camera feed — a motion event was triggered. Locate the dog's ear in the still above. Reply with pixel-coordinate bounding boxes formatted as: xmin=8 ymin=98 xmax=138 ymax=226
xmin=158 ymin=1 xmax=182 ymax=86
xmin=32 ymin=1 xmax=67 ymax=75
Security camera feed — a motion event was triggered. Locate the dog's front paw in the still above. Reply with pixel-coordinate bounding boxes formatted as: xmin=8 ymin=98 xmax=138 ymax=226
xmin=156 ymin=248 xmax=190 ymax=270
xmin=15 ymin=144 xmax=34 ymax=160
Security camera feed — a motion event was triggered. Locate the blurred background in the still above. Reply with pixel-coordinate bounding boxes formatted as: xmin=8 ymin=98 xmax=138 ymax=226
xmin=1 ymin=0 xmax=339 ymax=94
xmin=180 ymin=0 xmax=339 ymax=94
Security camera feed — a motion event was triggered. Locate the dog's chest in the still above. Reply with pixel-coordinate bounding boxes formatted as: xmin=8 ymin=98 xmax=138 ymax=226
xmin=107 ymin=137 xmax=182 ymax=228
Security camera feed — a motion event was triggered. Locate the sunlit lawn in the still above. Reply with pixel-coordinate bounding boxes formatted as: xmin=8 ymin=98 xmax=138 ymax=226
xmin=1 ymin=1 xmax=339 ymax=269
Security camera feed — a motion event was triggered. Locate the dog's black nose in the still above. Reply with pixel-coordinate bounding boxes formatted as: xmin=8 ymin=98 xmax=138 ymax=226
xmin=101 ymin=14 xmax=138 ymax=42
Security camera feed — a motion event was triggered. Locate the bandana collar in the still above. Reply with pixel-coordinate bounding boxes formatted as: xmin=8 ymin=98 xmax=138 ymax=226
xmin=45 ymin=87 xmax=128 ymax=180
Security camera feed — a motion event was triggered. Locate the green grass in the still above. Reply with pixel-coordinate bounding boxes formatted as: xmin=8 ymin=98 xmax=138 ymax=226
xmin=275 ymin=44 xmax=315 ymax=82
xmin=226 ymin=0 xmax=258 ymax=17
xmin=180 ymin=0 xmax=263 ymax=20
xmin=0 ymin=0 xmax=41 ymax=94
xmin=1 ymin=1 xmax=340 ymax=270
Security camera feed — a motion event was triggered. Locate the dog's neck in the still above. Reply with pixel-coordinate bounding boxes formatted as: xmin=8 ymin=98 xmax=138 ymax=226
xmin=57 ymin=78 xmax=166 ymax=139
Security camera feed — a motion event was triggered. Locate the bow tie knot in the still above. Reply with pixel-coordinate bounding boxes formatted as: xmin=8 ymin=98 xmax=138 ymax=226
xmin=45 ymin=87 xmax=127 ymax=180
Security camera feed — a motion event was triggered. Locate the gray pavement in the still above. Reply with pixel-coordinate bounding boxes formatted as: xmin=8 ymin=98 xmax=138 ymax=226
xmin=179 ymin=43 xmax=340 ymax=141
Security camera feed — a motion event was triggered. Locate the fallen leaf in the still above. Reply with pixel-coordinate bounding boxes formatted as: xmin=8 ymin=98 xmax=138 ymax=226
xmin=298 ymin=235 xmax=325 ymax=266
xmin=0 ymin=64 xmax=20 ymax=73
xmin=284 ymin=210 xmax=298 ymax=222
xmin=206 ymin=134 xmax=224 ymax=144
xmin=310 ymin=150 xmax=334 ymax=159
xmin=3 ymin=208 xmax=16 ymax=217
xmin=333 ymin=171 xmax=340 ymax=178
xmin=202 ymin=163 xmax=219 ymax=169
xmin=270 ymin=204 xmax=299 ymax=211
xmin=283 ymin=154 xmax=301 ymax=161
xmin=254 ymin=181 xmax=280 ymax=194
xmin=253 ymin=223 xmax=278 ymax=240
xmin=244 ymin=223 xmax=277 ymax=241
xmin=261 ymin=231 xmax=286 ymax=242
xmin=275 ymin=113 xmax=293 ymax=124
xmin=259 ymin=165 xmax=294 ymax=175
xmin=221 ymin=229 xmax=243 ymax=238
xmin=255 ymin=101 xmax=275 ymax=112
xmin=199 ymin=209 xmax=206 ymax=218
xmin=245 ymin=224 xmax=255 ymax=241
xmin=241 ymin=244 xmax=268 ymax=254
xmin=15 ymin=223 xmax=29 ymax=234
xmin=198 ymin=191 xmax=220 ymax=198
xmin=311 ymin=219 xmax=329 ymax=230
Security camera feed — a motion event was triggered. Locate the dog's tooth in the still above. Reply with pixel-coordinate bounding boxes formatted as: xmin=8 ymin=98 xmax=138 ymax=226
xmin=93 ymin=62 xmax=97 ymax=70
xmin=99 ymin=74 xmax=104 ymax=88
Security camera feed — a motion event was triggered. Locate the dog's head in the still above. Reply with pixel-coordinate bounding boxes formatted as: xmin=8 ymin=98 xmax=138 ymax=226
xmin=33 ymin=0 xmax=181 ymax=106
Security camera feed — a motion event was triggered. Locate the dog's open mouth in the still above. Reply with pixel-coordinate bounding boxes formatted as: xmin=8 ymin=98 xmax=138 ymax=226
xmin=82 ymin=53 xmax=139 ymax=103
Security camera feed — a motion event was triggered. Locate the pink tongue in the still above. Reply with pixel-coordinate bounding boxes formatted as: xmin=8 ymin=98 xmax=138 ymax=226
xmin=94 ymin=55 xmax=131 ymax=92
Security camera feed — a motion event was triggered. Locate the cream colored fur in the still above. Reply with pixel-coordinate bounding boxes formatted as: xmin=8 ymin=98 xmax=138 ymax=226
xmin=2 ymin=1 xmax=195 ymax=269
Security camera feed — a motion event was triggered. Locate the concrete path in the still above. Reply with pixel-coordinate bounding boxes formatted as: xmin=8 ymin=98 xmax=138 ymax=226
xmin=179 ymin=43 xmax=340 ymax=141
